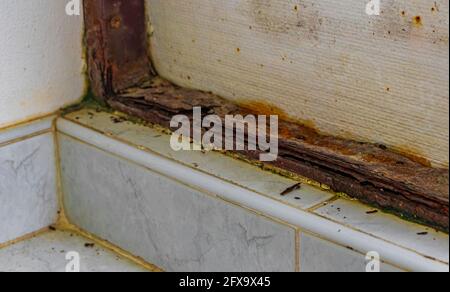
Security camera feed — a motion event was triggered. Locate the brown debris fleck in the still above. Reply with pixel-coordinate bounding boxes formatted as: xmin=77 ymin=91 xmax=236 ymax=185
xmin=280 ymin=183 xmax=302 ymax=196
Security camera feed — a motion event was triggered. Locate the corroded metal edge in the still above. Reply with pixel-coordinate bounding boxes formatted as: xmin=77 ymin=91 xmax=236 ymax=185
xmin=83 ymin=0 xmax=449 ymax=232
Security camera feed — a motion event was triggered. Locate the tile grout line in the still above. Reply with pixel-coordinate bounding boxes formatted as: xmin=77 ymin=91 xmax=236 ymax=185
xmin=0 ymin=227 xmax=51 ymax=250
xmin=54 ymin=223 xmax=164 ymax=272
xmin=52 ymin=117 xmax=71 ymax=227
xmin=0 ymin=129 xmax=53 ymax=149
xmin=307 ymin=196 xmax=340 ymax=212
xmin=0 ymin=113 xmax=57 ymax=133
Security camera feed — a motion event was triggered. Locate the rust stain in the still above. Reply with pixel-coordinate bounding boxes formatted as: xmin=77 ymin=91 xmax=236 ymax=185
xmin=393 ymin=145 xmax=433 ymax=167
xmin=110 ymin=15 xmax=122 ymax=29
xmin=413 ymin=15 xmax=423 ymax=27
xmin=238 ymin=100 xmax=317 ymax=128
xmin=229 ymin=100 xmax=436 ymax=167
xmin=238 ymin=100 xmax=320 ymax=139
xmin=239 ymin=101 xmax=290 ymax=120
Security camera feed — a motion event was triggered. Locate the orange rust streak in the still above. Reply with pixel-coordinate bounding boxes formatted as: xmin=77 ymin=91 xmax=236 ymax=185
xmin=394 ymin=145 xmax=433 ymax=167
xmin=237 ymin=101 xmax=433 ymax=167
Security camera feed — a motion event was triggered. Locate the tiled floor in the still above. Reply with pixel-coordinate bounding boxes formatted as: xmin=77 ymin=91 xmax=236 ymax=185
xmin=0 ymin=230 xmax=148 ymax=272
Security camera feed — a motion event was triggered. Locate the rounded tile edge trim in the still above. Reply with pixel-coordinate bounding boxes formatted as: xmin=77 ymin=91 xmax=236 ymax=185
xmin=56 ymin=118 xmax=449 ymax=272
xmin=0 ymin=115 xmax=56 ymax=145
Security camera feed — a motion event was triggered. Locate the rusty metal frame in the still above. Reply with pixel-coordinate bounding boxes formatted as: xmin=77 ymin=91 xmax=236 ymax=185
xmin=83 ymin=0 xmax=449 ymax=232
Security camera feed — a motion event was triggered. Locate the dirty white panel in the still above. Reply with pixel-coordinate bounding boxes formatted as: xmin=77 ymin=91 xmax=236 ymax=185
xmin=0 ymin=0 xmax=85 ymax=129
xmin=147 ymin=0 xmax=449 ymax=167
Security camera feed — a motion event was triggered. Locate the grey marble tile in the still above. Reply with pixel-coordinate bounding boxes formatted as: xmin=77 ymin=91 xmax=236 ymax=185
xmin=0 ymin=133 xmax=58 ymax=244
xmin=0 ymin=230 xmax=147 ymax=272
xmin=315 ymin=199 xmax=449 ymax=264
xmin=0 ymin=116 xmax=54 ymax=145
xmin=299 ymin=233 xmax=404 ymax=272
xmin=59 ymin=134 xmax=296 ymax=272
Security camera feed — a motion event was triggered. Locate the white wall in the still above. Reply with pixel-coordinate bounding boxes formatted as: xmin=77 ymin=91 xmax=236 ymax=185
xmin=147 ymin=0 xmax=449 ymax=167
xmin=0 ymin=0 xmax=85 ymax=129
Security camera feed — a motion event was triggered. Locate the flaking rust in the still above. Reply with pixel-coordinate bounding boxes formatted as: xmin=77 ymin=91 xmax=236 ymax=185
xmin=84 ymin=0 xmax=449 ymax=232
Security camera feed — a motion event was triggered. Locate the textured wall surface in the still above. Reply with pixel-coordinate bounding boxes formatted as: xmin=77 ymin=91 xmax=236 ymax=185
xmin=147 ymin=0 xmax=449 ymax=167
xmin=0 ymin=0 xmax=85 ymax=129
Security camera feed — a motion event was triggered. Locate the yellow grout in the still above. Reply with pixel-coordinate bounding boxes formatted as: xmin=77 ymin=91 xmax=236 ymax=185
xmin=0 ymin=227 xmax=51 ymax=250
xmin=54 ymin=222 xmax=163 ymax=272
xmin=307 ymin=196 xmax=340 ymax=212
xmin=0 ymin=113 xmax=57 ymax=133
xmin=0 ymin=129 xmax=53 ymax=149
xmin=52 ymin=118 xmax=71 ymax=228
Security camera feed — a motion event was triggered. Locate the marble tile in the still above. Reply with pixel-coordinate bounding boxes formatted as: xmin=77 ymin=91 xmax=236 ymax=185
xmin=62 ymin=109 xmax=334 ymax=210
xmin=0 ymin=116 xmax=55 ymax=146
xmin=299 ymin=233 xmax=404 ymax=272
xmin=315 ymin=199 xmax=449 ymax=264
xmin=59 ymin=134 xmax=296 ymax=272
xmin=0 ymin=133 xmax=58 ymax=244
xmin=0 ymin=230 xmax=147 ymax=272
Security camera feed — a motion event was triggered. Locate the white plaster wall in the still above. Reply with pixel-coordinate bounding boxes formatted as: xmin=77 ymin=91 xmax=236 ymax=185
xmin=0 ymin=0 xmax=85 ymax=129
